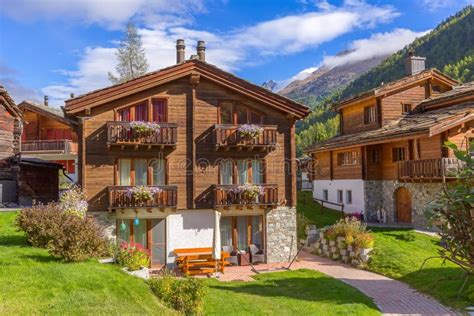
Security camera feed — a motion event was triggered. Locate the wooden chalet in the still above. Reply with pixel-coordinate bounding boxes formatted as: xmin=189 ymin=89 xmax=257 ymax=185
xmin=19 ymin=99 xmax=78 ymax=183
xmin=306 ymin=53 xmax=473 ymax=227
xmin=0 ymin=86 xmax=63 ymax=205
xmin=64 ymin=40 xmax=310 ymax=269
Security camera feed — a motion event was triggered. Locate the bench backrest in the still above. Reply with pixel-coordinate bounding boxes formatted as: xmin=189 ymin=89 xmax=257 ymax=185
xmin=174 ymin=247 xmax=213 ymax=255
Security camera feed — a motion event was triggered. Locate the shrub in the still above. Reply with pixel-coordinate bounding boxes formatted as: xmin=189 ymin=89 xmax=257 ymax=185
xmin=148 ymin=271 xmax=206 ymax=315
xmin=355 ymin=232 xmax=375 ymax=249
xmin=328 ymin=217 xmax=367 ymax=243
xmin=116 ymin=242 xmax=150 ymax=271
xmin=17 ymin=203 xmax=109 ymax=262
xmin=58 ymin=185 xmax=88 ymax=217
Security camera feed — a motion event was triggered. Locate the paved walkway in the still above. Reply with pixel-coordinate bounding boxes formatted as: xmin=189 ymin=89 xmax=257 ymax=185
xmin=219 ymin=251 xmax=455 ymax=315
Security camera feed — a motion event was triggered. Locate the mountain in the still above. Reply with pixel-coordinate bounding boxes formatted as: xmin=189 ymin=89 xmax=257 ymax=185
xmin=261 ymin=80 xmax=278 ymax=91
xmin=296 ymin=5 xmax=474 ymax=156
xmin=279 ymin=51 xmax=389 ymax=100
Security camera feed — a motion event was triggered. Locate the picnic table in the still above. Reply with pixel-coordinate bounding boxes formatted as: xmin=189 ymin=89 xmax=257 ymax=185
xmin=174 ymin=247 xmax=230 ymax=276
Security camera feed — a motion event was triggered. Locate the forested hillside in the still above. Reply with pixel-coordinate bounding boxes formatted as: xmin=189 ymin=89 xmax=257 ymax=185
xmin=296 ymin=5 xmax=474 ymax=156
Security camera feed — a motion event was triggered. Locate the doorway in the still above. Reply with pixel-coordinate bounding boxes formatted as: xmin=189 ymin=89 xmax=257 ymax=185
xmin=395 ymin=187 xmax=412 ymax=223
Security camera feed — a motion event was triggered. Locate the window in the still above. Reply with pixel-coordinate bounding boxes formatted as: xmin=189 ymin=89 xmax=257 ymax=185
xmin=218 ymin=101 xmax=263 ymax=125
xmin=392 ymin=147 xmax=406 ymax=162
xmin=402 ymin=103 xmax=412 ymax=114
xmin=346 ymin=190 xmax=352 ymax=204
xmin=432 ymin=85 xmax=441 ymax=93
xmin=219 ymin=160 xmax=233 ymax=185
xmin=251 ymin=159 xmax=263 ymax=184
xmin=237 ymin=160 xmax=249 ymax=184
xmin=219 ymin=159 xmax=264 ymax=185
xmin=220 ymin=216 xmax=263 ymax=252
xmin=118 ymin=158 xmax=166 ymax=186
xmin=117 ymin=99 xmax=167 ymax=122
xmin=323 ymin=189 xmax=329 ymax=201
xmin=364 ymin=105 xmax=377 ymax=124
xmin=371 ymin=149 xmax=380 ymax=164
xmin=337 ymin=151 xmax=360 ymax=166
xmin=337 ymin=190 xmax=343 ymax=203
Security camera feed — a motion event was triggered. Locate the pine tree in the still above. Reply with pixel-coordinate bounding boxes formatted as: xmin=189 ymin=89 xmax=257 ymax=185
xmin=108 ymin=22 xmax=149 ymax=84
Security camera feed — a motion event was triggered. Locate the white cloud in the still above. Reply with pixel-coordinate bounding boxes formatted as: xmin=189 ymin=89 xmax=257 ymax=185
xmin=1 ymin=0 xmax=206 ymax=29
xmin=322 ymin=28 xmax=428 ymax=68
xmin=421 ymin=0 xmax=473 ymax=11
xmin=36 ymin=0 xmax=399 ymax=105
xmin=275 ymin=28 xmax=428 ymax=92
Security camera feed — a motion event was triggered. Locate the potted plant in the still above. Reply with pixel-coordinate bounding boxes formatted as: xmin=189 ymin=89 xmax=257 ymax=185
xmin=129 ymin=121 xmax=160 ymax=136
xmin=237 ymin=124 xmax=263 ymax=142
xmin=127 ymin=186 xmax=162 ymax=204
xmin=232 ymin=184 xmax=264 ymax=203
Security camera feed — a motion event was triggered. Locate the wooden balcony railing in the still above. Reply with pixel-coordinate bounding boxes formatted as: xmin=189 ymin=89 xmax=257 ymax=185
xmin=106 ymin=121 xmax=178 ymax=148
xmin=214 ymin=124 xmax=277 ymax=150
xmin=397 ymin=158 xmax=463 ymax=181
xmin=21 ymin=139 xmax=77 ymax=154
xmin=108 ymin=185 xmax=178 ymax=209
xmin=213 ymin=184 xmax=279 ymax=208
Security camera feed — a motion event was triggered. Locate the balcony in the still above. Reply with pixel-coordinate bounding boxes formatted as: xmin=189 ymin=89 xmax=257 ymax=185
xmin=213 ymin=124 xmax=277 ymax=151
xmin=397 ymin=158 xmax=463 ymax=181
xmin=213 ymin=184 xmax=279 ymax=208
xmin=108 ymin=185 xmax=178 ymax=209
xmin=21 ymin=139 xmax=78 ymax=155
xmin=106 ymin=121 xmax=178 ymax=149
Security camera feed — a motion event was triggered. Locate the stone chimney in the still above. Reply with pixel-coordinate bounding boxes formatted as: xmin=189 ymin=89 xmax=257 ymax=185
xmin=197 ymin=40 xmax=206 ymax=62
xmin=176 ymin=39 xmax=185 ymax=64
xmin=405 ymin=50 xmax=426 ymax=76
xmin=44 ymin=95 xmax=49 ymax=107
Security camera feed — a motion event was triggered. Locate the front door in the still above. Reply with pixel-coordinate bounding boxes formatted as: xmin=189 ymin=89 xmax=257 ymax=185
xmin=150 ymin=219 xmax=166 ymax=267
xmin=396 ymin=187 xmax=412 ymax=223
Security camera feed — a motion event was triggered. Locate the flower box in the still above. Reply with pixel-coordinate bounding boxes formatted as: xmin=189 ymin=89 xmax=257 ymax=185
xmin=237 ymin=124 xmax=264 ymax=140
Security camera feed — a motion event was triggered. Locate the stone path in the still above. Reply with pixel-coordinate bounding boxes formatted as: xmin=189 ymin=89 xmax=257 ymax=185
xmin=219 ymin=251 xmax=455 ymax=315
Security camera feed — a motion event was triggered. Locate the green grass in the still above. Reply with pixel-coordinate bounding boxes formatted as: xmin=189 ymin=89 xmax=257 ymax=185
xmin=204 ymin=269 xmax=380 ymax=315
xmin=0 ymin=211 xmax=173 ymax=315
xmin=296 ymin=191 xmax=473 ymax=311
xmin=369 ymin=228 xmax=473 ymax=311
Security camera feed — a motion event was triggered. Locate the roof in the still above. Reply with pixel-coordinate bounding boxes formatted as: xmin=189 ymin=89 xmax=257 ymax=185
xmin=333 ymin=69 xmax=458 ymax=111
xmin=305 ymin=102 xmax=473 ymax=153
xmin=0 ymin=85 xmax=22 ymax=118
xmin=18 ymin=157 xmax=64 ymax=169
xmin=65 ymin=59 xmax=310 ymax=119
xmin=19 ymin=100 xmax=77 ymax=126
xmin=418 ymin=81 xmax=474 ymax=110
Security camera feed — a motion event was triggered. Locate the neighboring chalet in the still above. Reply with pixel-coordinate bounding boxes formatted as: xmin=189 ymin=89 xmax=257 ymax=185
xmin=0 ymin=86 xmax=63 ymax=205
xmin=19 ymin=99 xmax=78 ymax=183
xmin=297 ymin=157 xmax=313 ymax=191
xmin=64 ymin=40 xmax=310 ymax=268
xmin=306 ymin=54 xmax=473 ymax=228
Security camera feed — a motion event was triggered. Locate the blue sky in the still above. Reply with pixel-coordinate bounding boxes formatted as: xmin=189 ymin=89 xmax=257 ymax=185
xmin=0 ymin=0 xmax=472 ymax=106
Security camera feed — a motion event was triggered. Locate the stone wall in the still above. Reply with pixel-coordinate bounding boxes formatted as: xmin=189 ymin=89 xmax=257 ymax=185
xmin=266 ymin=206 xmax=297 ymax=263
xmin=89 ymin=211 xmax=116 ymax=241
xmin=364 ymin=180 xmax=443 ymax=228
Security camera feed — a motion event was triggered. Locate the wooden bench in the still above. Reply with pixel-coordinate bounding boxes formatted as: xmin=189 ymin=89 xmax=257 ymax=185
xmin=174 ymin=247 xmax=230 ymax=276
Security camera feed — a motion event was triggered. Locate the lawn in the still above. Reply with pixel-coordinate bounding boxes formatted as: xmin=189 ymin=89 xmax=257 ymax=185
xmin=0 ymin=211 xmax=173 ymax=315
xmin=204 ymin=269 xmax=379 ymax=315
xmin=296 ymin=191 xmax=474 ymax=311
xmin=0 ymin=210 xmax=381 ymax=315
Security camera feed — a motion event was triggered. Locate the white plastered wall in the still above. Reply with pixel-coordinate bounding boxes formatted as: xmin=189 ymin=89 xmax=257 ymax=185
xmin=313 ymin=179 xmax=365 ymax=214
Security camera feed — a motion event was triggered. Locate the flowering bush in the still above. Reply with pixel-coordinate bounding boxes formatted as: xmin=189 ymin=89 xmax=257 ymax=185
xmin=149 ymin=270 xmax=206 ymax=315
xmin=232 ymin=184 xmax=264 ymax=201
xmin=130 ymin=121 xmax=160 ymax=134
xmin=116 ymin=242 xmax=150 ymax=271
xmin=59 ymin=185 xmax=88 ymax=218
xmin=237 ymin=124 xmax=263 ymax=139
xmin=127 ymin=186 xmax=161 ymax=202
xmin=354 ymin=232 xmax=374 ymax=249
xmin=17 ymin=203 xmax=109 ymax=262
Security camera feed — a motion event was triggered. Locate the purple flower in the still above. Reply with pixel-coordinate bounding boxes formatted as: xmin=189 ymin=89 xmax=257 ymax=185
xmin=237 ymin=124 xmax=263 ymax=139
xmin=130 ymin=121 xmax=160 ymax=134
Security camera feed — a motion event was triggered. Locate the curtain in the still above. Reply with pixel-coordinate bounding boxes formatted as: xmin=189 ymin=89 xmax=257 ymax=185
xmin=151 ymin=159 xmax=165 ymax=185
xmin=251 ymin=216 xmax=263 ymax=249
xmin=133 ymin=220 xmax=147 ymax=247
xmin=237 ymin=160 xmax=248 ymax=185
xmin=237 ymin=217 xmax=248 ymax=251
xmin=152 ymin=100 xmax=166 ymax=123
xmin=219 ymin=160 xmax=233 ymax=185
xmin=251 ymin=160 xmax=263 ymax=184
xmin=117 ymin=219 xmax=130 ymax=244
xmin=220 ymin=217 xmax=232 ymax=247
xmin=118 ymin=108 xmax=130 ymax=121
xmin=135 ymin=102 xmax=148 ymax=121
xmin=134 ymin=159 xmax=147 ymax=185
xmin=119 ymin=159 xmax=131 ymax=185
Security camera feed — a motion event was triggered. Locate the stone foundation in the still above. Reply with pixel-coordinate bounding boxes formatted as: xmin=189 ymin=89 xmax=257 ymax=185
xmin=364 ymin=181 xmax=443 ymax=228
xmin=266 ymin=206 xmax=297 ymax=263
xmin=89 ymin=211 xmax=116 ymax=241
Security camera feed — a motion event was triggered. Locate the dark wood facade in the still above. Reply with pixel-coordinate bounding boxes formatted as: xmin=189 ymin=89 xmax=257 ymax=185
xmin=65 ymin=60 xmax=309 ymax=212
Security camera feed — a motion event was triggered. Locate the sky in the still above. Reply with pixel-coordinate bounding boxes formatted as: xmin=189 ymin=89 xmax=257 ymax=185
xmin=0 ymin=0 xmax=472 ymax=107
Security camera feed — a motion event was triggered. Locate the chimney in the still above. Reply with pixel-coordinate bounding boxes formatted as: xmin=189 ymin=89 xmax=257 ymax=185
xmin=176 ymin=39 xmax=185 ymax=64
xmin=405 ymin=50 xmax=426 ymax=76
xmin=44 ymin=95 xmax=49 ymax=107
xmin=197 ymin=40 xmax=206 ymax=62
xmin=70 ymin=93 xmax=75 ymax=98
